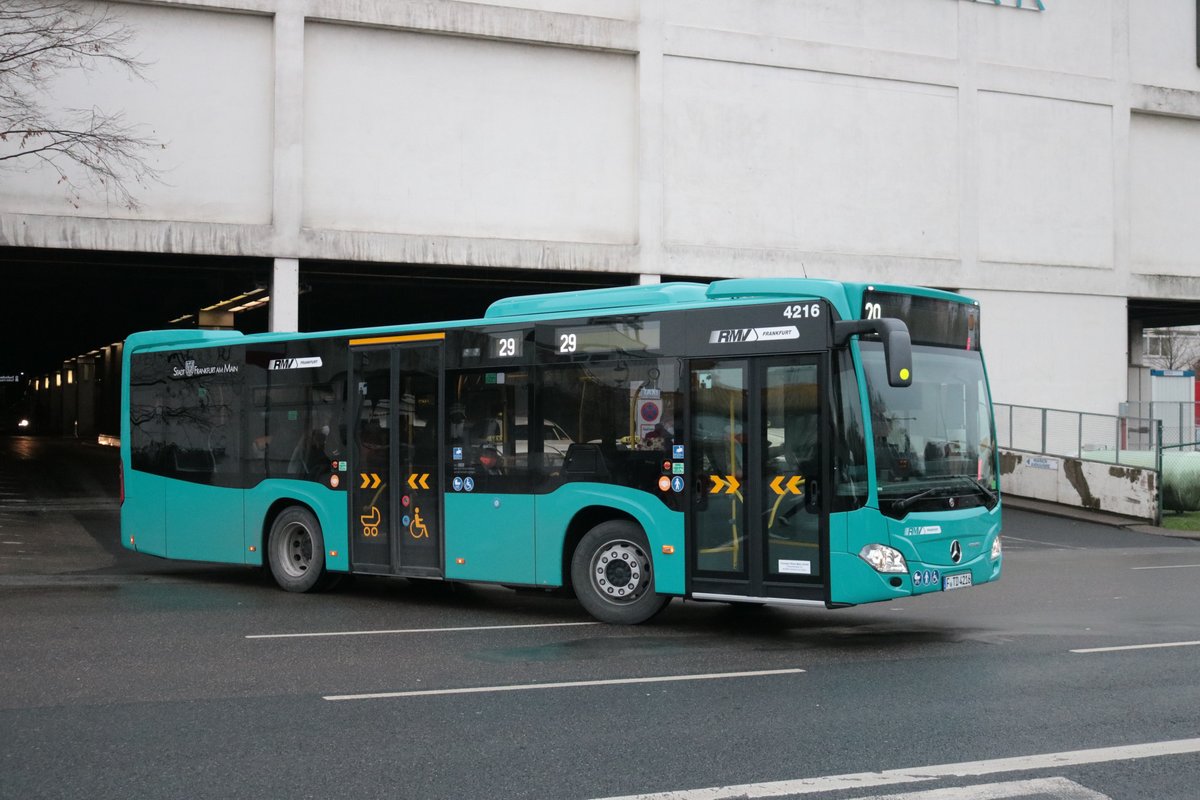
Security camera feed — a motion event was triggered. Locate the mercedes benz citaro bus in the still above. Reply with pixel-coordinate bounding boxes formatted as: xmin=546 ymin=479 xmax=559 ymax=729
xmin=121 ymin=279 xmax=1001 ymax=623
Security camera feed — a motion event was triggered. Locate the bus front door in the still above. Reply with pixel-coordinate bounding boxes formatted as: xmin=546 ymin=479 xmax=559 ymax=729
xmin=349 ymin=339 xmax=444 ymax=577
xmin=689 ymin=355 xmax=828 ymax=604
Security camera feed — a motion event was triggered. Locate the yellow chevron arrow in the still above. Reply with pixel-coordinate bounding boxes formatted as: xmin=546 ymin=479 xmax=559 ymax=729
xmin=770 ymin=475 xmax=787 ymax=495
xmin=710 ymin=474 xmax=728 ymax=494
xmin=786 ymin=475 xmax=804 ymax=495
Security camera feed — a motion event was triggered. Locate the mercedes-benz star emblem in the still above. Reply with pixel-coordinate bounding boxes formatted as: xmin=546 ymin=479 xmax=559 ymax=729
xmin=950 ymin=540 xmax=962 ymax=563
xmin=948 ymin=496 xmax=957 ymax=508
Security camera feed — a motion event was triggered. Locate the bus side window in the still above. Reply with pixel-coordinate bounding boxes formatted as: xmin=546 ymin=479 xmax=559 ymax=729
xmin=538 ymin=360 xmax=682 ymax=502
xmin=833 ymin=350 xmax=867 ymax=511
xmin=150 ymin=350 xmax=243 ymax=487
xmin=445 ymin=370 xmax=531 ymax=491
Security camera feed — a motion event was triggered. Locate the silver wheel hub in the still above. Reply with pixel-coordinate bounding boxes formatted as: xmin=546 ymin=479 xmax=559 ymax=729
xmin=280 ymin=522 xmax=312 ymax=578
xmin=591 ymin=541 xmax=649 ymax=604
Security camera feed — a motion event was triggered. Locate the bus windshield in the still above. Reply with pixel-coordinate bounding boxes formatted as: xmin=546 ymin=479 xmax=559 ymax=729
xmin=860 ymin=342 xmax=997 ymax=517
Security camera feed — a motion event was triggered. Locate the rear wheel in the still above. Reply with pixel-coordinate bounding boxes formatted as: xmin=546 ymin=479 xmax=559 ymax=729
xmin=267 ymin=506 xmax=333 ymax=592
xmin=571 ymin=521 xmax=668 ymax=624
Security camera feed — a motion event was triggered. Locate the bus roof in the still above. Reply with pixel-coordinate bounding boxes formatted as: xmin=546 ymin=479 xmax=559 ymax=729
xmin=124 ymin=279 xmax=975 ymax=352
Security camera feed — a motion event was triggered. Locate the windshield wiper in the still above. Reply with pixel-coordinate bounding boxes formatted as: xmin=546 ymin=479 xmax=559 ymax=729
xmin=893 ymin=487 xmax=940 ymax=512
xmin=891 ymin=476 xmax=996 ymax=513
xmin=955 ymin=475 xmax=998 ymax=505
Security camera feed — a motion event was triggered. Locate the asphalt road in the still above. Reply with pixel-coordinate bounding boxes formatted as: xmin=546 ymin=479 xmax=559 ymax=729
xmin=2 ymin=437 xmax=1199 ymax=800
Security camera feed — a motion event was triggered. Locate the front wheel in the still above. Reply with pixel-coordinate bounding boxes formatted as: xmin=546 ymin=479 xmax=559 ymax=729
xmin=267 ymin=506 xmax=334 ymax=593
xmin=571 ymin=521 xmax=668 ymax=624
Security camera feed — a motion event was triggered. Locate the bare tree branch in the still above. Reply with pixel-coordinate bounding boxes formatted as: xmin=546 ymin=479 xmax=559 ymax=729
xmin=0 ymin=1 xmax=163 ymax=210
xmin=1146 ymin=327 xmax=1200 ymax=372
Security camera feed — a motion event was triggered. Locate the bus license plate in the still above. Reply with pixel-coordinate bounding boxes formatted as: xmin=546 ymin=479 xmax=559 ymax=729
xmin=943 ymin=573 xmax=972 ymax=591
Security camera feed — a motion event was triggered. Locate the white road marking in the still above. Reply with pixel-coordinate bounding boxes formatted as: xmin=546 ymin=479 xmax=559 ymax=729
xmin=856 ymin=777 xmax=1110 ymax=800
xmin=246 ymin=621 xmax=598 ymax=639
xmin=324 ymin=667 xmax=804 ymax=702
xmin=1001 ymin=536 xmax=1086 ymax=550
xmin=1070 ymin=640 xmax=1200 ymax=654
xmin=1130 ymin=563 xmax=1200 ymax=570
xmin=590 ymin=738 xmax=1200 ymax=800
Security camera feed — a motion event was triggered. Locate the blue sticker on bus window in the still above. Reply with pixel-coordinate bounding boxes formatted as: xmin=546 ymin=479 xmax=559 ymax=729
xmin=673 ymin=445 xmax=685 ymax=460
xmin=452 ymin=476 xmax=463 ymax=492
xmin=452 ymin=447 xmax=463 ymax=461
xmin=402 ymin=515 xmax=411 ymax=528
xmin=671 ymin=476 xmax=685 ymax=493
xmin=463 ymin=477 xmax=475 ymax=493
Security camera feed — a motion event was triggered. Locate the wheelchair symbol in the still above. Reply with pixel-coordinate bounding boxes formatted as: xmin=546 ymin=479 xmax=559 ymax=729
xmin=409 ymin=506 xmax=429 ymax=539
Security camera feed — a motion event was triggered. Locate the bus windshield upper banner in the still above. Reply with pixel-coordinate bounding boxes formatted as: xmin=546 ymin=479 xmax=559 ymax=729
xmin=862 ymin=291 xmax=980 ymax=351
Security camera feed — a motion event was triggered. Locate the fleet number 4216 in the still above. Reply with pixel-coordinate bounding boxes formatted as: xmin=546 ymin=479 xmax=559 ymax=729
xmin=783 ymin=303 xmax=820 ymax=319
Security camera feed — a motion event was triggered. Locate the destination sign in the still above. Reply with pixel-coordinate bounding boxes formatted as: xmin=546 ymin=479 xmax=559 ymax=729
xmin=862 ymin=291 xmax=980 ymax=350
xmin=488 ymin=331 xmax=525 ymax=359
xmin=552 ymin=321 xmax=661 ymax=355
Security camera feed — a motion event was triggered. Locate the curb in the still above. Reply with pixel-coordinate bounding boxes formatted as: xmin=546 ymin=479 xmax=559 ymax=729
xmin=1003 ymin=496 xmax=1200 ymax=542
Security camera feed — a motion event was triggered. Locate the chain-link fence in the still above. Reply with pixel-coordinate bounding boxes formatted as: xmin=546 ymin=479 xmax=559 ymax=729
xmin=994 ymin=403 xmax=1161 ymax=467
xmin=1119 ymin=401 xmax=1198 ymax=451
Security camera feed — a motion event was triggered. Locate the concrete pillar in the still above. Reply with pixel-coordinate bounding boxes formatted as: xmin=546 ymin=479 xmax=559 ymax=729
xmin=58 ymin=367 xmax=74 ymax=437
xmin=272 ymin=6 xmax=304 ymax=249
xmin=269 ymin=257 xmax=300 ymax=332
xmin=76 ymin=358 xmax=96 ymax=439
xmin=956 ymin=0 xmax=980 ymax=288
xmin=270 ymin=6 xmax=305 ymax=334
xmin=637 ymin=1 xmax=665 ymax=278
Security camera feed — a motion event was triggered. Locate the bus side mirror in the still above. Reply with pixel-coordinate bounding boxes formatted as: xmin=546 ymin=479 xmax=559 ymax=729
xmin=833 ymin=318 xmax=913 ymax=388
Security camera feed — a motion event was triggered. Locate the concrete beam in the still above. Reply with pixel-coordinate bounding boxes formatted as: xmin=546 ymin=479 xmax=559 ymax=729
xmin=269 ymin=257 xmax=299 ymax=332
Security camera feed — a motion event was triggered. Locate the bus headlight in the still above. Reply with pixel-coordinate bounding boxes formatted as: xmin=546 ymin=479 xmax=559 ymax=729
xmin=859 ymin=544 xmax=908 ymax=574
xmin=991 ymin=536 xmax=1002 ymax=560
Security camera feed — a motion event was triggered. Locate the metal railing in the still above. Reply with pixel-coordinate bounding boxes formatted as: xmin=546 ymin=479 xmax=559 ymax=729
xmin=1119 ymin=401 xmax=1198 ymax=451
xmin=994 ymin=403 xmax=1162 ymax=470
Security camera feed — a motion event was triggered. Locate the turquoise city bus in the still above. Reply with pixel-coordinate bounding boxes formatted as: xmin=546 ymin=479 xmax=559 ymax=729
xmin=120 ymin=279 xmax=1002 ymax=624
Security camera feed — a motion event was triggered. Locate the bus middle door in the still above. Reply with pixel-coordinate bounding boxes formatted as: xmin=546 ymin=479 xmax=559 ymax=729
xmin=349 ymin=335 xmax=444 ymax=577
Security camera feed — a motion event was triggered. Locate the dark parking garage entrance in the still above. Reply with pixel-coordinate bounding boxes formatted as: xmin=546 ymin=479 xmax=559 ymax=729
xmin=0 ymin=247 xmax=639 ymax=438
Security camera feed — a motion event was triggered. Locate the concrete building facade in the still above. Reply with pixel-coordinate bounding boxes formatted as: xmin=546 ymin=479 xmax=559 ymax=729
xmin=3 ymin=0 xmax=1200 ymax=417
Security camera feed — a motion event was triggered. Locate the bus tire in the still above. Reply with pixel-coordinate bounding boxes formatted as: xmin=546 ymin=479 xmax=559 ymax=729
xmin=571 ymin=520 xmax=668 ymax=624
xmin=267 ymin=506 xmax=331 ymax=593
